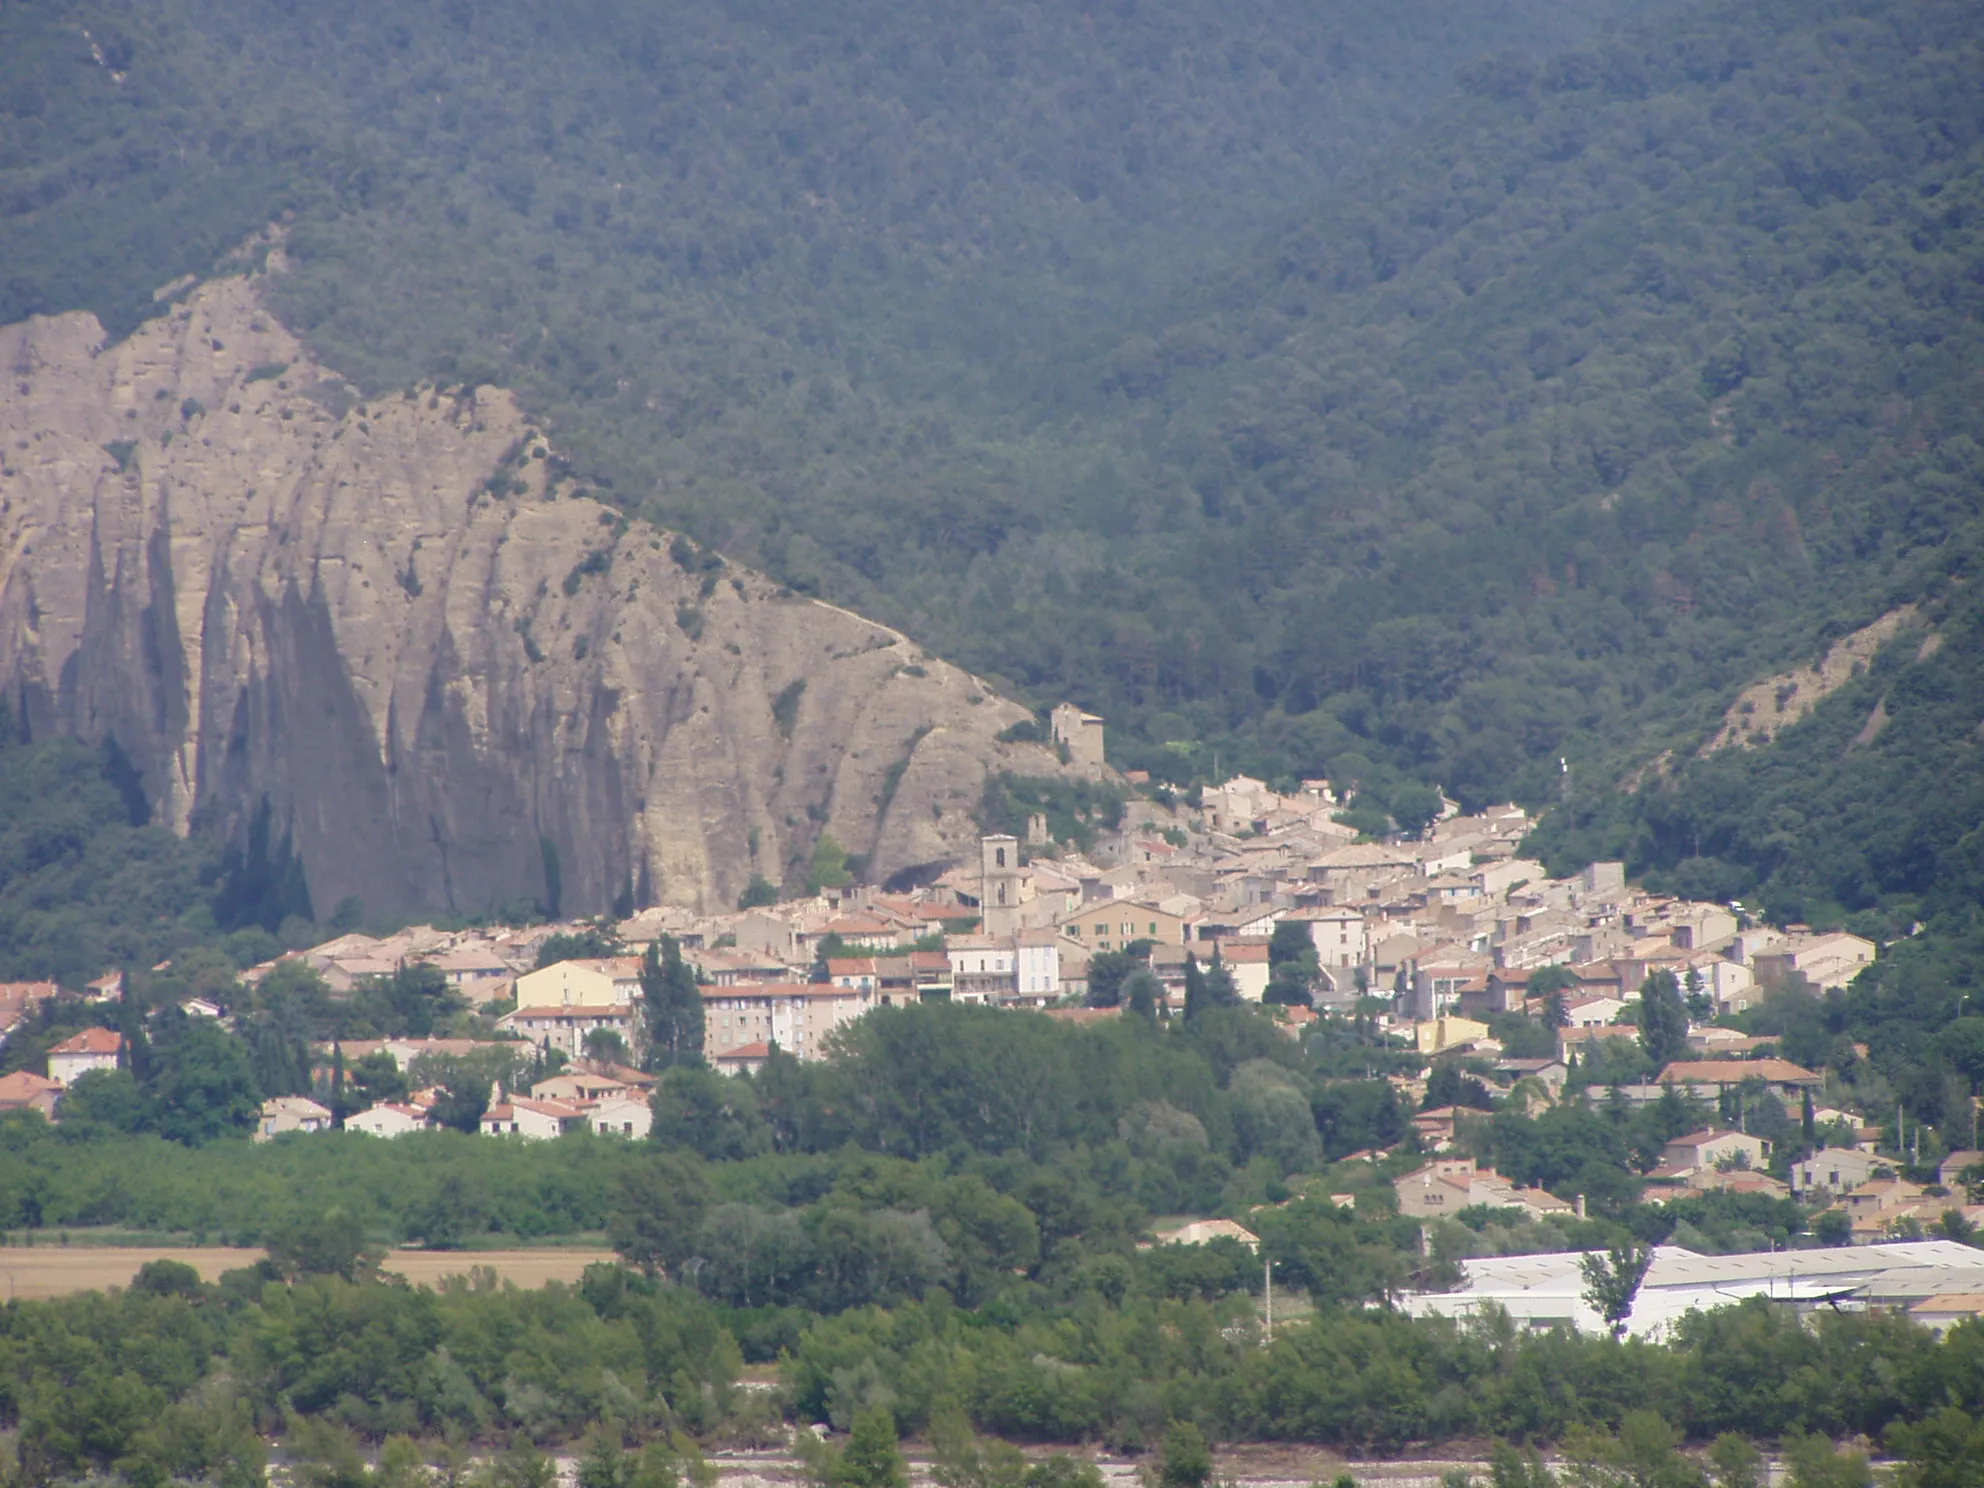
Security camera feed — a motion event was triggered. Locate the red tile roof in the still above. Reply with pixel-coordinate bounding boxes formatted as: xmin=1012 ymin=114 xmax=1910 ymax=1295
xmin=49 ymin=1027 xmax=122 ymax=1056
xmin=1657 ymin=1058 xmax=1821 ymax=1086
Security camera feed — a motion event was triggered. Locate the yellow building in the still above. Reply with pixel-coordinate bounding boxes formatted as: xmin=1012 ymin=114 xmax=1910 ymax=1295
xmin=1414 ymin=1015 xmax=1490 ymax=1056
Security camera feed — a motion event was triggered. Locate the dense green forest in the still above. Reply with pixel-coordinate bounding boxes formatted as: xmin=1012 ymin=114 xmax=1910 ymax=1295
xmin=3 ymin=1003 xmax=1984 ymax=1482
xmin=5 ymin=0 xmax=1982 ymax=917
xmin=9 ymin=1248 xmax=1984 ymax=1483
xmin=0 ymin=1000 xmax=1807 ymax=1250
xmin=9 ymin=1249 xmax=1984 ymax=1484
xmin=23 ymin=0 xmax=1984 ymax=805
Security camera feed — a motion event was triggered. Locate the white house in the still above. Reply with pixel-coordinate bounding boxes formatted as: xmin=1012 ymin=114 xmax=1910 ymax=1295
xmin=1658 ymin=1129 xmax=1769 ymax=1176
xmin=424 ymin=945 xmax=517 ymax=1004
xmin=480 ymin=1096 xmax=588 ymax=1139
xmin=498 ymin=1002 xmax=639 ymax=1058
xmin=1792 ymin=1146 xmax=1892 ymax=1198
xmin=586 ymin=1093 xmax=653 ymax=1139
xmin=46 ymin=1027 xmax=122 ymax=1087
xmin=1696 ymin=958 xmax=1756 ymax=1013
xmin=1015 ymin=932 xmax=1062 ymax=1000
xmin=1287 ymin=908 xmax=1370 ymax=970
xmin=826 ymin=957 xmax=880 ymax=993
xmin=255 ymin=1095 xmax=333 ymax=1141
xmin=1563 ymin=994 xmax=1629 ymax=1027
xmin=711 ymin=1040 xmax=774 ymax=1076
xmin=1752 ymin=932 xmax=1876 ymax=992
xmin=1216 ymin=942 xmax=1272 ymax=1002
xmin=345 ymin=1102 xmax=427 ymax=1138
xmin=701 ymin=982 xmax=878 ymax=1062
xmin=1472 ymin=859 xmax=1548 ymax=900
xmin=947 ymin=936 xmax=1016 ymax=1003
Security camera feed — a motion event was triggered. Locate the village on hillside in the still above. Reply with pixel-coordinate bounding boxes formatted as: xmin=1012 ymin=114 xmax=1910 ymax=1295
xmin=1 ymin=706 xmax=1940 ymax=1249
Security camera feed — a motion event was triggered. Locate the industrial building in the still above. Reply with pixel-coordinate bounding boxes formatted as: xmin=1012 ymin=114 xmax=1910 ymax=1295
xmin=1402 ymin=1241 xmax=1984 ymax=1339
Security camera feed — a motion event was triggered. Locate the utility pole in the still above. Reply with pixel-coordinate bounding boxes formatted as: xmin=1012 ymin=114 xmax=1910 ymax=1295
xmin=1263 ymin=1254 xmax=1273 ymax=1345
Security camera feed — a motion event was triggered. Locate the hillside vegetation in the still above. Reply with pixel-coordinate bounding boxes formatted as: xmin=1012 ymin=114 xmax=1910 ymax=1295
xmin=3 ymin=0 xmax=1637 ymax=753
xmin=2 ymin=0 xmax=1982 ymax=929
xmin=1016 ymin=0 xmax=1984 ymax=801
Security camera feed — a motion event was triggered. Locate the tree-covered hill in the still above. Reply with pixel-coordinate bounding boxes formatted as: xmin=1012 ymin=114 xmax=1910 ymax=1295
xmin=993 ymin=0 xmax=1984 ymax=802
xmin=0 ymin=0 xmax=1631 ymax=408
xmin=0 ymin=0 xmax=1625 ymax=741
xmin=4 ymin=0 xmax=1981 ymax=821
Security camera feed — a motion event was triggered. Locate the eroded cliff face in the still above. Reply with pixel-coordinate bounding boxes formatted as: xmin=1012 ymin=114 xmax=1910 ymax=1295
xmin=0 ymin=276 xmax=1072 ymax=915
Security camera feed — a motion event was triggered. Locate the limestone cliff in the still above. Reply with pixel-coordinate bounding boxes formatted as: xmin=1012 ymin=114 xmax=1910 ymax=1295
xmin=0 ymin=275 xmax=1073 ymax=915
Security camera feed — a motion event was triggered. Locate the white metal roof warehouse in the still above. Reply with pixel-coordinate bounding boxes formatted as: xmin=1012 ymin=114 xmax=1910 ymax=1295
xmin=1402 ymin=1241 xmax=1984 ymax=1339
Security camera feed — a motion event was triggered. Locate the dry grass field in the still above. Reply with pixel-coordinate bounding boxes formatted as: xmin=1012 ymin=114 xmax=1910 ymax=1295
xmin=0 ymin=1246 xmax=619 ymax=1300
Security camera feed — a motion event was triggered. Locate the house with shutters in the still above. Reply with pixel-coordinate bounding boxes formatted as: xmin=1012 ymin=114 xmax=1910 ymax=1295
xmin=498 ymin=1002 xmax=639 ymax=1058
xmin=1056 ymin=900 xmax=1188 ymax=955
xmin=480 ymin=1096 xmax=589 ymax=1139
xmin=255 ymin=1095 xmax=333 ymax=1141
xmin=702 ymin=981 xmax=883 ymax=1063
xmin=346 ymin=1102 xmax=427 ymax=1138
xmin=1284 ymin=908 xmax=1370 ymax=970
xmin=510 ymin=957 xmax=641 ymax=1010
xmin=47 ymin=1028 xmax=123 ymax=1087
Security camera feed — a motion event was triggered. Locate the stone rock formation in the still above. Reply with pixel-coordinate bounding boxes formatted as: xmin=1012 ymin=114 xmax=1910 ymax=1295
xmin=0 ymin=274 xmax=1076 ymax=916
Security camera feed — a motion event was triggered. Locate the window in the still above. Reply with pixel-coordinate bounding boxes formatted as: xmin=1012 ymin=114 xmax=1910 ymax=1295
xmin=1149 ymin=922 xmax=1158 ymax=935
xmin=996 ymin=847 xmax=1006 ymax=867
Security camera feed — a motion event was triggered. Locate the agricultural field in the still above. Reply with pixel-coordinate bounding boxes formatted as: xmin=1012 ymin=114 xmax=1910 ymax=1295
xmin=0 ymin=1245 xmax=616 ymax=1300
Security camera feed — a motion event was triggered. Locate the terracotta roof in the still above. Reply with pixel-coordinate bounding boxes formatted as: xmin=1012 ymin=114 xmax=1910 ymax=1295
xmin=49 ymin=1027 xmax=123 ymax=1055
xmin=513 ymin=1097 xmax=588 ymax=1117
xmin=1657 ymin=1058 xmax=1820 ymax=1086
xmin=699 ymin=982 xmax=865 ymax=1000
xmin=0 ymin=1070 xmax=61 ymax=1099
xmin=504 ymin=1004 xmax=634 ymax=1020
xmin=1216 ymin=941 xmax=1271 ymax=964
xmin=712 ymin=1041 xmax=773 ymax=1060
xmin=1668 ymin=1128 xmax=1752 ymax=1147
xmin=261 ymin=1096 xmax=332 ymax=1118
xmin=1912 ymin=1293 xmax=1984 ymax=1315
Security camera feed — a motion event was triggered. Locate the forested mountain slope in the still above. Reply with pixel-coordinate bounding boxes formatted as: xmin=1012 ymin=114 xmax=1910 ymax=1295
xmin=996 ymin=0 xmax=1984 ymax=802
xmin=0 ymin=0 xmax=1637 ymax=741
xmin=4 ymin=0 xmax=1980 ymax=825
xmin=0 ymin=274 xmax=1067 ymax=921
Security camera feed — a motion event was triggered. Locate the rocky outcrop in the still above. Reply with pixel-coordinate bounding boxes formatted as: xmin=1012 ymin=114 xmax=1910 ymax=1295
xmin=0 ymin=276 xmax=1073 ymax=915
xmin=1700 ymin=606 xmax=1924 ymax=755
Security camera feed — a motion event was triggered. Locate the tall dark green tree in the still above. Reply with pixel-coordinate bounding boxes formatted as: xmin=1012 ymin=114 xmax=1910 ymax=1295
xmin=1530 ymin=966 xmax=1578 ymax=1032
xmin=640 ymin=936 xmax=705 ymax=1069
xmin=1265 ymin=921 xmax=1318 ymax=1007
xmin=1183 ymin=953 xmax=1241 ymax=1022
xmin=244 ymin=980 xmax=313 ymax=1098
xmin=1086 ymin=950 xmax=1139 ymax=1009
xmin=1636 ymin=971 xmax=1690 ymax=1071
